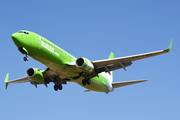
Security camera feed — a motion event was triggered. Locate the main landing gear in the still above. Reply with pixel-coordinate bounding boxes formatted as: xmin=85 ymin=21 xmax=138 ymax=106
xmin=82 ymin=79 xmax=91 ymax=86
xmin=54 ymin=84 xmax=63 ymax=91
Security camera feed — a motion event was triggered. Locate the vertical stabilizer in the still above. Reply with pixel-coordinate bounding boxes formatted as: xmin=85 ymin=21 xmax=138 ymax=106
xmin=101 ymin=52 xmax=114 ymax=83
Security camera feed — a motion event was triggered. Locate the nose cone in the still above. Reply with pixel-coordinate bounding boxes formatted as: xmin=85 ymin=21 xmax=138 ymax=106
xmin=11 ymin=33 xmax=17 ymax=41
xmin=11 ymin=33 xmax=22 ymax=47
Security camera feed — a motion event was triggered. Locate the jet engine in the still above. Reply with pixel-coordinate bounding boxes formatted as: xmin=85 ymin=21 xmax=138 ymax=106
xmin=26 ymin=68 xmax=44 ymax=83
xmin=76 ymin=57 xmax=94 ymax=73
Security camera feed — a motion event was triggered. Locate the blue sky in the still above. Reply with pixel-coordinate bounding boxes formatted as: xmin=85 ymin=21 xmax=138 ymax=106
xmin=1 ymin=0 xmax=180 ymax=120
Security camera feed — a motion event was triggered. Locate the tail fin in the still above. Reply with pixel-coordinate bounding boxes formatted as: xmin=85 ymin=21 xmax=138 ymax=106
xmin=102 ymin=52 xmax=114 ymax=83
xmin=108 ymin=52 xmax=114 ymax=77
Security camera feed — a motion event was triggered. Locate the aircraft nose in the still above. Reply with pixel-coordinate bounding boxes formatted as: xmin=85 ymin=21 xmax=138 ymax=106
xmin=11 ymin=33 xmax=18 ymax=42
xmin=11 ymin=33 xmax=23 ymax=48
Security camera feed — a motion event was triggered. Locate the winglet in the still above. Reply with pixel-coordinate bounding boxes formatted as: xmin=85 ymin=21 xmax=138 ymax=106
xmin=168 ymin=39 xmax=173 ymax=52
xmin=109 ymin=52 xmax=115 ymax=59
xmin=4 ymin=73 xmax=9 ymax=89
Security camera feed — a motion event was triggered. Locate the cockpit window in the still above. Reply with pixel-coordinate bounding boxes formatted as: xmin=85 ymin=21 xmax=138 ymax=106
xmin=18 ymin=31 xmax=29 ymax=34
xmin=24 ymin=32 xmax=29 ymax=34
xmin=18 ymin=31 xmax=24 ymax=33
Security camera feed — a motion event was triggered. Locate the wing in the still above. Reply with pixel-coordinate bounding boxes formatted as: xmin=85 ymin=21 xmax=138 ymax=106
xmin=93 ymin=39 xmax=173 ymax=69
xmin=67 ymin=40 xmax=173 ymax=78
xmin=112 ymin=79 xmax=148 ymax=88
xmin=4 ymin=73 xmax=30 ymax=89
xmin=4 ymin=68 xmax=67 ymax=89
xmin=4 ymin=73 xmax=30 ymax=84
xmin=5 ymin=77 xmax=30 ymax=84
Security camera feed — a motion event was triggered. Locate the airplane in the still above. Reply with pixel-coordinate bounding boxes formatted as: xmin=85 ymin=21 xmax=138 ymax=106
xmin=4 ymin=30 xmax=173 ymax=94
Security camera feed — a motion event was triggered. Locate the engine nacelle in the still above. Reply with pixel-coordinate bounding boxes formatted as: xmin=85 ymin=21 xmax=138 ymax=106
xmin=76 ymin=57 xmax=94 ymax=73
xmin=26 ymin=68 xmax=44 ymax=83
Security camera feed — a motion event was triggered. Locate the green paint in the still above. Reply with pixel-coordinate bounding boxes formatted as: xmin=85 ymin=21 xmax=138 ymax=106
xmin=11 ymin=30 xmax=106 ymax=92
xmin=5 ymin=73 xmax=9 ymax=89
xmin=9 ymin=30 xmax=168 ymax=93
xmin=77 ymin=57 xmax=94 ymax=73
xmin=108 ymin=52 xmax=115 ymax=76
xmin=29 ymin=68 xmax=44 ymax=83
xmin=109 ymin=52 xmax=115 ymax=59
xmin=22 ymin=47 xmax=29 ymax=54
xmin=168 ymin=39 xmax=173 ymax=52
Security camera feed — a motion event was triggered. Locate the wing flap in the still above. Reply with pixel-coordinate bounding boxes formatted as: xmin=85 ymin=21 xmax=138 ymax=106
xmin=112 ymin=79 xmax=148 ymax=88
xmin=67 ymin=62 xmax=82 ymax=73
xmin=84 ymin=90 xmax=91 ymax=92
xmin=96 ymin=61 xmax=132 ymax=73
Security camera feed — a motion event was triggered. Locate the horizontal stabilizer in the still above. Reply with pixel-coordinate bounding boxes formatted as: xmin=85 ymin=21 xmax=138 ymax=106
xmin=112 ymin=79 xmax=148 ymax=88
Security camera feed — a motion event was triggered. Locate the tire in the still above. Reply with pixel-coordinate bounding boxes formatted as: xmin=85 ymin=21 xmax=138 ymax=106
xmin=54 ymin=85 xmax=58 ymax=91
xmin=82 ymin=80 xmax=86 ymax=86
xmin=87 ymin=79 xmax=91 ymax=85
xmin=23 ymin=57 xmax=27 ymax=61
xmin=58 ymin=84 xmax=63 ymax=90
xmin=23 ymin=57 xmax=29 ymax=61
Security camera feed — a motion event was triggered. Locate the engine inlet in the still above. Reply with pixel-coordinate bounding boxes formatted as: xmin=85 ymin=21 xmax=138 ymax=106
xmin=76 ymin=58 xmax=84 ymax=67
xmin=27 ymin=68 xmax=35 ymax=77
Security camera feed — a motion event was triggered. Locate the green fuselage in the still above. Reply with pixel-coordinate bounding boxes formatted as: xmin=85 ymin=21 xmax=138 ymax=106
xmin=11 ymin=30 xmax=112 ymax=93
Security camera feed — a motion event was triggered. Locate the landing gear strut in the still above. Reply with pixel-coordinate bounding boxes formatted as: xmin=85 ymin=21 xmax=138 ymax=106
xmin=54 ymin=84 xmax=63 ymax=91
xmin=82 ymin=79 xmax=91 ymax=86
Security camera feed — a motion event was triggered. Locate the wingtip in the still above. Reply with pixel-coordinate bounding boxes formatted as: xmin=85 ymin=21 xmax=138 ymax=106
xmin=5 ymin=73 xmax=9 ymax=89
xmin=4 ymin=73 xmax=9 ymax=83
xmin=168 ymin=39 xmax=173 ymax=52
xmin=109 ymin=52 xmax=115 ymax=59
xmin=5 ymin=83 xmax=8 ymax=89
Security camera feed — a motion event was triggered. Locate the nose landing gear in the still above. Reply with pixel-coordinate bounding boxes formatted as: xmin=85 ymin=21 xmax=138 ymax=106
xmin=18 ymin=47 xmax=29 ymax=61
xmin=23 ymin=55 xmax=29 ymax=61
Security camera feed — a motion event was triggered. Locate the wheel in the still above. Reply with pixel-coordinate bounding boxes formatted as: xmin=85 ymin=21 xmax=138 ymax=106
xmin=82 ymin=79 xmax=86 ymax=86
xmin=54 ymin=84 xmax=58 ymax=91
xmin=23 ymin=57 xmax=26 ymax=61
xmin=58 ymin=84 xmax=63 ymax=90
xmin=87 ymin=79 xmax=91 ymax=85
xmin=23 ymin=56 xmax=29 ymax=61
